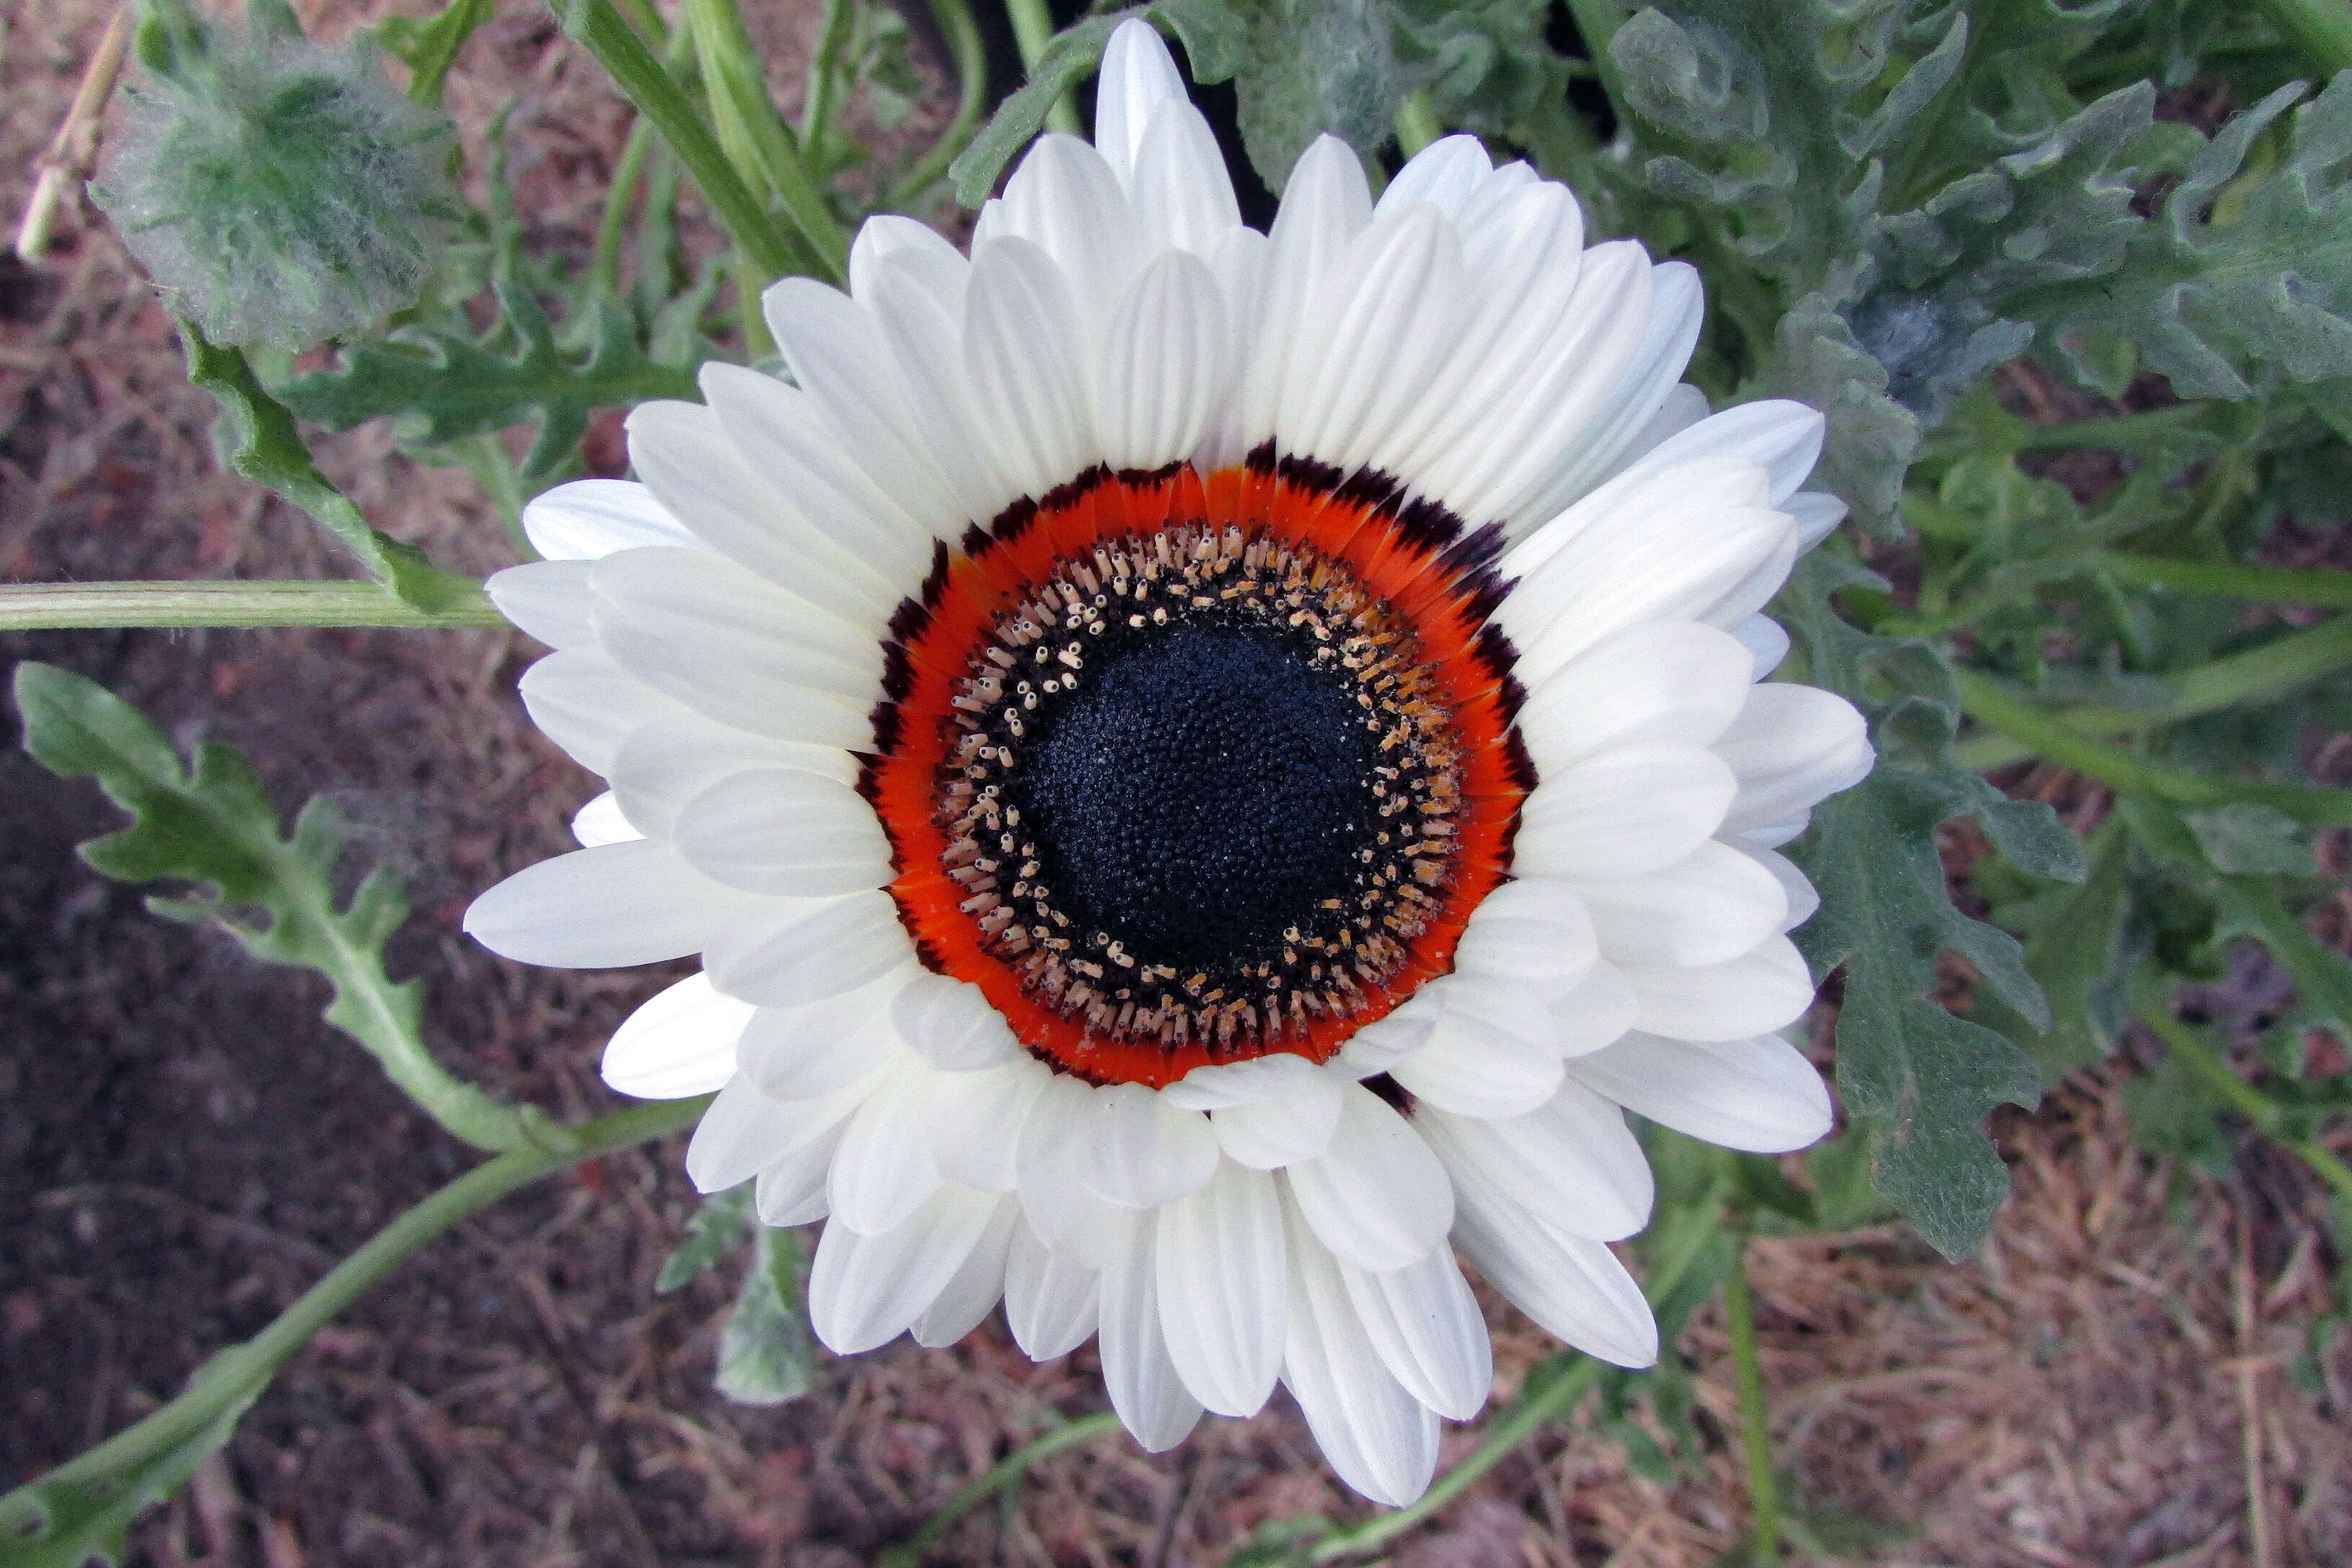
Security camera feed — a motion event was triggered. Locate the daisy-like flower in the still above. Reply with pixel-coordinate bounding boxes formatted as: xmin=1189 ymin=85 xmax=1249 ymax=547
xmin=467 ymin=21 xmax=1871 ymax=1505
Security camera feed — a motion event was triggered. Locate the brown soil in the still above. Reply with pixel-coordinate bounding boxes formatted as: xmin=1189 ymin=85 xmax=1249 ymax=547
xmin=4 ymin=4 xmax=2349 ymax=1566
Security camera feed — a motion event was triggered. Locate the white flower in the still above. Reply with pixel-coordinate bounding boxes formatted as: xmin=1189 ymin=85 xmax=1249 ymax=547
xmin=466 ymin=20 xmax=1871 ymax=1506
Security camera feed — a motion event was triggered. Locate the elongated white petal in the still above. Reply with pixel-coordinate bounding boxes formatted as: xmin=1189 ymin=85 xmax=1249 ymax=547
xmin=1155 ymin=1161 xmax=1287 ymax=1416
xmin=992 ymin=133 xmax=1142 ymax=355
xmin=1614 ymin=399 xmax=1825 ymax=506
xmin=829 ymin=1058 xmax=944 ymax=1234
xmin=848 ymin=212 xmax=965 ymax=306
xmin=1512 ymin=744 xmax=1737 ymax=881
xmin=1389 ymin=987 xmax=1567 ymax=1119
xmin=1376 ymin=134 xmax=1492 ymax=216
xmin=571 ymin=790 xmax=641 ymax=848
xmin=1622 ymin=935 xmax=1819 ymax=1043
xmin=610 ymin=713 xmax=857 ymax=839
xmin=672 ymin=767 xmax=895 ymax=898
xmin=914 ymin=1196 xmax=1020 ymax=1346
xmin=966 ymin=235 xmax=1099 ymax=500
xmin=1579 ymin=839 xmax=1789 ymax=968
xmin=1417 ymin=1082 xmax=1653 ymax=1242
xmin=685 ymin=1069 xmax=870 ymax=1194
xmin=1094 ymin=17 xmax=1187 ymax=187
xmin=1238 ymin=135 xmax=1371 ymax=447
xmin=1211 ymin=1072 xmax=1348 ymax=1169
xmin=1162 ymin=1051 xmax=1332 ymax=1110
xmin=755 ymin=1122 xmax=847 ymax=1225
xmin=1016 ymin=1074 xmax=1134 ymax=1265
xmin=487 ymin=560 xmax=595 ymax=649
xmin=1280 ymin=1195 xmax=1441 ymax=1507
xmin=734 ymin=966 xmax=912 ymax=1100
xmin=465 ymin=839 xmax=762 ymax=968
xmin=602 ymin=972 xmax=753 ymax=1099
xmin=1451 ymin=878 xmax=1599 ymax=989
xmin=1531 ymin=264 xmax=1706 ymax=514
xmin=891 ymin=971 xmax=1021 ymax=1071
xmin=1075 ymin=1082 xmax=1219 ymax=1208
xmin=1286 ymin=1084 xmax=1452 ymax=1272
xmin=808 ymin=1183 xmax=998 ymax=1354
xmin=522 ymin=478 xmax=700 ymax=560
xmin=1513 ymin=621 xmax=1754 ymax=775
xmin=1546 ymin=962 xmax=1643 ymax=1059
xmin=1731 ymin=840 xmax=1821 ymax=932
xmin=917 ymin=1056 xmax=1047 ymax=1190
xmin=1094 ymin=249 xmax=1227 ymax=470
xmin=1340 ymin=1244 xmax=1492 ymax=1421
xmin=703 ymin=891 xmax=919 ymax=1005
xmin=1715 ymin=685 xmax=1874 ymax=834
xmin=1280 ymin=204 xmax=1466 ymax=473
xmin=1567 ymin=1031 xmax=1832 ymax=1152
xmin=517 ymin=648 xmax=666 ymax=775
xmin=1004 ymin=1216 xmax=1100 ymax=1358
xmin=1448 ymin=1154 xmax=1657 ymax=1368
xmin=1098 ymin=1211 xmax=1204 ymax=1451
xmin=1734 ymin=612 xmax=1794 ymax=680
xmin=1131 ymin=99 xmax=1241 ymax=255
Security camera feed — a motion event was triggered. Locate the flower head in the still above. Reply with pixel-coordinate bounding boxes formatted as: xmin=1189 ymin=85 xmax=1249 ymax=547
xmin=468 ymin=20 xmax=1871 ymax=1505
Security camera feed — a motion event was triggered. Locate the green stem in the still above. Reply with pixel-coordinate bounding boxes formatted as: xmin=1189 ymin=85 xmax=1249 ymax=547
xmin=1723 ymin=1238 xmax=1781 ymax=1565
xmin=684 ymin=0 xmax=847 ymax=287
xmin=1309 ymin=1179 xmax=1728 ymax=1562
xmin=881 ymin=0 xmax=989 ymax=212
xmin=1954 ymin=669 xmax=2352 ymax=827
xmin=874 ymin=1412 xmax=1124 ymax=1567
xmin=594 ymin=115 xmax=659 ymax=294
xmin=552 ymin=0 xmax=808 ymax=282
xmin=1394 ymin=91 xmax=1444 ymax=156
xmin=1562 ymin=0 xmax=1631 ymax=107
xmin=2090 ymin=553 xmax=2352 ymax=612
xmin=801 ymin=0 xmax=857 ymax=167
xmin=2143 ymin=1009 xmax=2352 ymax=1201
xmin=0 ymin=580 xmax=504 ymax=631
xmin=1004 ymin=0 xmax=1081 ymax=137
xmin=0 ymin=1095 xmax=710 ymax=1554
xmin=2258 ymin=0 xmax=2352 ymax=73
xmin=1955 ymin=615 xmax=2352 ymax=770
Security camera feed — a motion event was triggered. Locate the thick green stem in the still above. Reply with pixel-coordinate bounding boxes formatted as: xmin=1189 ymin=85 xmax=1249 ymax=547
xmin=881 ymin=0 xmax=989 ymax=211
xmin=0 ymin=580 xmax=504 ymax=631
xmin=552 ymin=0 xmax=809 ymax=282
xmin=874 ymin=1412 xmax=1124 ymax=1567
xmin=2143 ymin=1009 xmax=2352 ymax=1201
xmin=1394 ymin=91 xmax=1443 ymax=156
xmin=1004 ymin=0 xmax=1081 ymax=137
xmin=2090 ymin=553 xmax=2352 ymax=612
xmin=0 ymin=1095 xmax=709 ymax=1554
xmin=1954 ymin=669 xmax=2352 ymax=827
xmin=1723 ymin=1239 xmax=1781 ymax=1565
xmin=2259 ymin=0 xmax=2352 ymax=73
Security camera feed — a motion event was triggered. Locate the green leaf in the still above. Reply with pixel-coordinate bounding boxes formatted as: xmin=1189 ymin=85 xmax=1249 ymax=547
xmin=1780 ymin=554 xmax=2082 ymax=1258
xmin=180 ymin=324 xmax=478 ymax=612
xmin=2184 ymin=801 xmax=2320 ymax=874
xmin=12 ymin=664 xmax=525 ymax=1152
xmin=655 ymin=1184 xmax=757 ymax=1293
xmin=1387 ymin=0 xmax=1565 ymax=139
xmin=1997 ymin=819 xmax=2136 ymax=1074
xmin=1224 ymin=0 xmax=1399 ymax=190
xmin=948 ymin=3 xmax=1244 ymax=205
xmin=714 ymin=1224 xmax=816 ymax=1406
xmin=372 ymin=0 xmax=496 ymax=109
xmin=277 ymin=282 xmax=710 ymax=493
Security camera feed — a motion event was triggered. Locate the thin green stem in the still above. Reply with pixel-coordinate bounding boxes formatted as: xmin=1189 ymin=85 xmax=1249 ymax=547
xmin=0 ymin=1095 xmax=709 ymax=1552
xmin=1723 ymin=1239 xmax=1781 ymax=1565
xmin=874 ymin=1412 xmax=1124 ymax=1567
xmin=1562 ymin=0 xmax=1631 ymax=107
xmin=881 ymin=0 xmax=988 ymax=212
xmin=1004 ymin=0 xmax=1081 ymax=137
xmin=552 ymin=0 xmax=806 ymax=282
xmin=2258 ymin=0 xmax=2352 ymax=73
xmin=2090 ymin=553 xmax=2352 ymax=612
xmin=2144 ymin=1009 xmax=2352 ymax=1202
xmin=592 ymin=12 xmax=700 ymax=300
xmin=801 ymin=0 xmax=857 ymax=167
xmin=0 ymin=580 xmax=504 ymax=631
xmin=684 ymin=0 xmax=847 ymax=287
xmin=1309 ymin=1179 xmax=1729 ymax=1562
xmin=1394 ymin=91 xmax=1444 ymax=156
xmin=1954 ymin=669 xmax=2352 ymax=827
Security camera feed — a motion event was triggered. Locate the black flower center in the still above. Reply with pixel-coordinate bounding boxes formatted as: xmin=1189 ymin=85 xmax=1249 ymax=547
xmin=1016 ymin=620 xmax=1378 ymax=970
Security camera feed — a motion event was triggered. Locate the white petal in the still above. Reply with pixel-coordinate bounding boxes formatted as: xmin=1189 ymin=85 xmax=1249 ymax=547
xmin=808 ymin=1183 xmax=998 ymax=1354
xmin=1614 ymin=400 xmax=1825 ymax=506
xmin=891 ymin=971 xmax=1020 ymax=1071
xmin=828 ymin=1059 xmax=944 ymax=1234
xmin=522 ymin=478 xmax=700 ymax=560
xmin=672 ymin=767 xmax=894 ymax=898
xmin=1280 ymin=1198 xmax=1441 ymax=1507
xmin=1131 ymin=100 xmax=1241 ymax=255
xmin=571 ymin=790 xmax=641 ymax=848
xmin=464 ymin=839 xmax=762 ymax=968
xmin=487 ymin=560 xmax=596 ymax=648
xmin=1286 ymin=1084 xmax=1453 ymax=1273
xmin=1623 ymin=935 xmax=1818 ymax=1043
xmin=734 ymin=966 xmax=912 ymax=1100
xmin=917 ymin=1055 xmax=1048 ymax=1190
xmin=517 ymin=648 xmax=667 ymax=775
xmin=1211 ymin=1074 xmax=1348 ymax=1169
xmin=685 ymin=1069 xmax=868 ymax=1193
xmin=1389 ymin=986 xmax=1567 ymax=1119
xmin=1162 ymin=1051 xmax=1333 ymax=1110
xmin=965 ymin=235 xmax=1099 ymax=499
xmin=1196 ymin=226 xmax=1270 ymax=470
xmin=1329 ymin=992 xmax=1442 ymax=1077
xmin=702 ymin=891 xmax=918 ymax=1005
xmin=1416 ymin=1082 xmax=1653 ymax=1242
xmin=1733 ymin=612 xmax=1793 ymax=680
xmin=1098 ymin=1211 xmax=1204 ymax=1451
xmin=1528 ymin=266 xmax=1706 ymax=517
xmin=1567 ymin=1030 xmax=1832 ymax=1152
xmin=848 ymin=212 xmax=965 ymax=306
xmin=1716 ymin=685 xmax=1874 ymax=834
xmin=1093 ymin=18 xmax=1187 ymax=187
xmin=1015 ymin=1074 xmax=1135 ymax=1264
xmin=1154 ymin=1161 xmax=1287 ymax=1416
xmin=992 ymin=134 xmax=1142 ymax=356
xmin=625 ymin=398 xmax=898 ymax=627
xmin=1786 ymin=490 xmax=1848 ymax=549
xmin=1512 ymin=620 xmax=1754 ymax=775
xmin=1579 ymin=839 xmax=1790 ymax=968
xmin=1340 ymin=1245 xmax=1492 ymax=1422
xmin=756 ymin=1126 xmax=845 ymax=1224
xmin=913 ymin=1196 xmax=1020 ymax=1346
xmin=1376 ymin=134 xmax=1492 ymax=217
xmin=1280 ymin=205 xmax=1465 ymax=473
xmin=1094 ymin=249 xmax=1227 ymax=471
xmin=1004 ymin=1216 xmax=1100 ymax=1358
xmin=1730 ymin=840 xmax=1822 ymax=932
xmin=1238 ymin=135 xmax=1372 ymax=448
xmin=1075 ymin=1083 xmax=1220 ymax=1208
xmin=1548 ymin=962 xmax=1643 ymax=1058
xmin=602 ymin=972 xmax=752 ymax=1099
xmin=1452 ymin=878 xmax=1600 ymax=989
xmin=1513 ymin=744 xmax=1738 ymax=881
xmin=610 ymin=713 xmax=858 ymax=839
xmin=1448 ymin=1158 xmax=1657 ymax=1368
